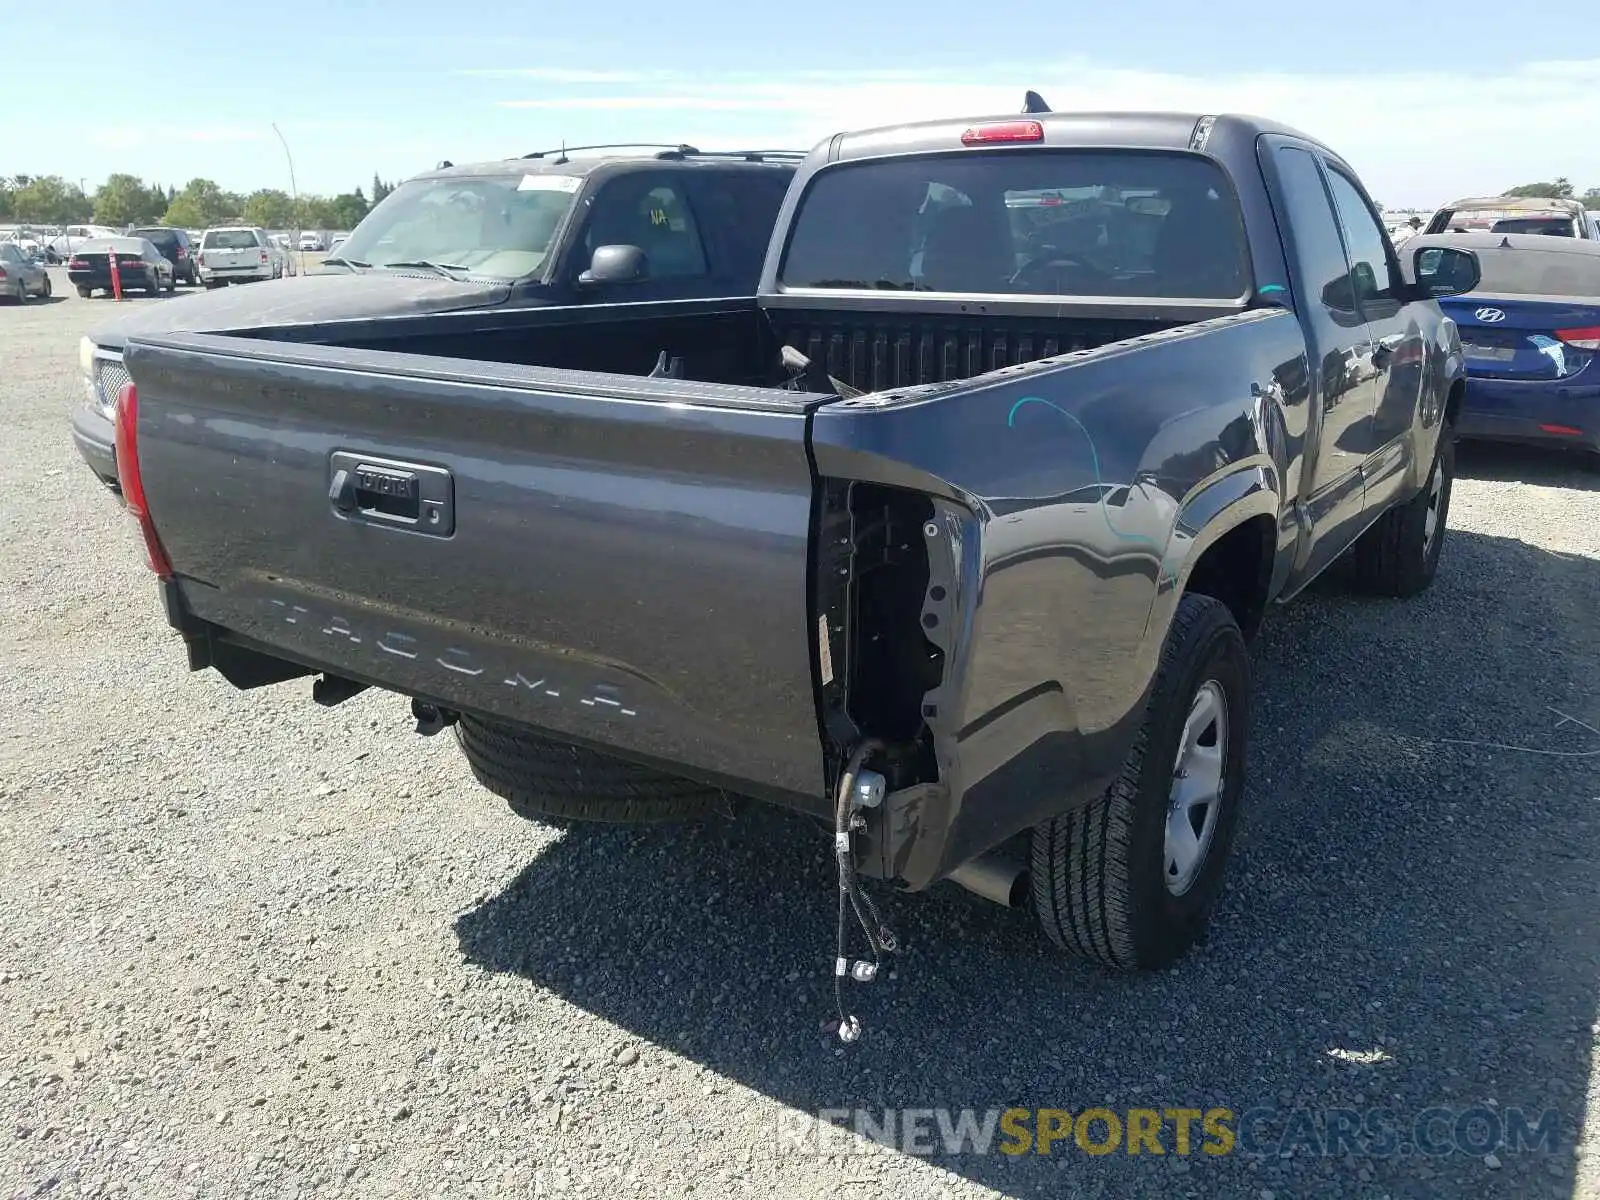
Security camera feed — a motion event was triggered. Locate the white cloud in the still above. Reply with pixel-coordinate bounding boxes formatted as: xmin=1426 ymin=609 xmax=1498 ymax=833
xmin=462 ymin=67 xmax=669 ymax=83
xmin=481 ymin=58 xmax=1600 ymax=204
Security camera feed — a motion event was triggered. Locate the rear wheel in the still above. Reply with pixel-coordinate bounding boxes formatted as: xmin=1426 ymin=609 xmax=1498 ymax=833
xmin=1031 ymin=593 xmax=1250 ymax=971
xmin=76 ymin=285 xmax=92 ymax=299
xmin=40 ymin=273 xmax=52 ymax=299
xmin=1350 ymin=423 xmax=1454 ymax=598
xmin=454 ymin=715 xmax=732 ymax=824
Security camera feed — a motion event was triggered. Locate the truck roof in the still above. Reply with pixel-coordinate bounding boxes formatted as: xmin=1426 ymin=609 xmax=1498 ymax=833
xmin=409 ymin=146 xmax=805 ymax=185
xmin=1435 ymin=195 xmax=1586 ymax=215
xmin=819 ymin=110 xmax=1326 ymax=164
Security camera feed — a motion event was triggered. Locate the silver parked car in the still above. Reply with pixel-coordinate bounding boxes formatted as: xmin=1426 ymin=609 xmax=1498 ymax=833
xmin=0 ymin=242 xmax=51 ymax=301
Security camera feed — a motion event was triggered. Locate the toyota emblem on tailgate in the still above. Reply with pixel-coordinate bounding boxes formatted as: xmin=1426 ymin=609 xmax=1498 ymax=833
xmin=1475 ymin=307 xmax=1506 ymax=322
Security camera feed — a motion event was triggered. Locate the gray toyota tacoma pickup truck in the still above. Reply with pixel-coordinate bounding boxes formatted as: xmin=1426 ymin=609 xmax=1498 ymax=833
xmin=110 ymin=104 xmax=1483 ymax=1034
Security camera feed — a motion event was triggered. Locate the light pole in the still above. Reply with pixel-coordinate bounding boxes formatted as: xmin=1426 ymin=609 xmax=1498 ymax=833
xmin=271 ymin=122 xmax=305 ymax=275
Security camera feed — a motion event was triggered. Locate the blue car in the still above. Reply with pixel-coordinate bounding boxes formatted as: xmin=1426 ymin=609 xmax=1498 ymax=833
xmin=1411 ymin=232 xmax=1600 ymax=463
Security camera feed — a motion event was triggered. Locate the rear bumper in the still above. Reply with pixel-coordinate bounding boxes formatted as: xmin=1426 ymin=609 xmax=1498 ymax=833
xmin=1458 ymin=375 xmax=1600 ymax=452
xmin=201 ymin=266 xmax=273 ymax=283
xmin=68 ymin=269 xmax=157 ymax=291
xmin=71 ymin=403 xmax=119 ymax=487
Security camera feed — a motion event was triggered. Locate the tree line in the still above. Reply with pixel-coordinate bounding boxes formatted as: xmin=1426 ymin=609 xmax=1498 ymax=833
xmin=1502 ymin=179 xmax=1600 ymax=204
xmin=0 ymin=173 xmax=399 ymax=230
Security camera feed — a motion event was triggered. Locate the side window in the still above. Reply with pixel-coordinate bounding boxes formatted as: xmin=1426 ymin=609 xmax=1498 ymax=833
xmin=1272 ymin=147 xmax=1354 ymax=311
xmin=1323 ymin=166 xmax=1395 ymax=307
xmin=1 ymin=245 xmax=19 ymax=264
xmin=582 ymin=176 xmax=708 ymax=280
xmin=688 ymin=173 xmax=791 ymax=280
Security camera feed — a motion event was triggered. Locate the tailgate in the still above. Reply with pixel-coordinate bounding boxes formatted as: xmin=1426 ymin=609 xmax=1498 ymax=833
xmin=123 ymin=334 xmax=828 ymax=799
xmin=204 ymin=248 xmax=254 ymax=268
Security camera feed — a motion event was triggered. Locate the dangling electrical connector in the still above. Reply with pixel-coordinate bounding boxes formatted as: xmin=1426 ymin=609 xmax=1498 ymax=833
xmin=827 ymin=739 xmax=897 ymax=1044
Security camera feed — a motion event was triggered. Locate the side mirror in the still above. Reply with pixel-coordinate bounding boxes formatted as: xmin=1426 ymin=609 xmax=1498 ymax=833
xmin=578 ymin=243 xmax=648 ymax=285
xmin=1413 ymin=245 xmax=1480 ymax=298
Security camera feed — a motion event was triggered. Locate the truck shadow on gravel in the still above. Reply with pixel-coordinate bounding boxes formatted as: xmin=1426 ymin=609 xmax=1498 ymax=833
xmin=456 ymin=526 xmax=1597 ymax=1200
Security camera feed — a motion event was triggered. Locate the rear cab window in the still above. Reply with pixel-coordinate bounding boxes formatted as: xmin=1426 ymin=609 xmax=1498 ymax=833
xmin=1489 ymin=217 xmax=1577 ymax=238
xmin=778 ymin=150 xmax=1251 ymax=300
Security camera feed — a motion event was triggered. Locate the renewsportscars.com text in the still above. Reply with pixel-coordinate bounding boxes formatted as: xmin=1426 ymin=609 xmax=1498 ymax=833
xmin=775 ymin=1105 xmax=1564 ymax=1159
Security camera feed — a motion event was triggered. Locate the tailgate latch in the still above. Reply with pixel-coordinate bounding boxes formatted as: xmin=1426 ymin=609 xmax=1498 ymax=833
xmin=329 ymin=451 xmax=455 ymax=537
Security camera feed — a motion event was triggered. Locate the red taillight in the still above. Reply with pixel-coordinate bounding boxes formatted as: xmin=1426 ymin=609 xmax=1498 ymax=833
xmin=960 ymin=120 xmax=1044 ymax=146
xmin=0 ymin=267 xmax=7 ymax=280
xmin=1538 ymin=423 xmax=1583 ymax=436
xmin=68 ymin=258 xmax=87 ymax=269
xmin=1555 ymin=326 xmax=1600 ymax=350
xmin=112 ymin=382 xmax=174 ymax=579
xmin=260 ymin=250 xmax=269 ymax=263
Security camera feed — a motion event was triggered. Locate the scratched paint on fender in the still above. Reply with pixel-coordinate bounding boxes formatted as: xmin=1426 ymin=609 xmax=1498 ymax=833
xmin=1006 ymin=395 xmax=1179 ymax=584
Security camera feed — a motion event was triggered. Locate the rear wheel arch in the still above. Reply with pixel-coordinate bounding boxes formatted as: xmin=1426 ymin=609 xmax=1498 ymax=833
xmin=1180 ymin=513 xmax=1277 ymax=641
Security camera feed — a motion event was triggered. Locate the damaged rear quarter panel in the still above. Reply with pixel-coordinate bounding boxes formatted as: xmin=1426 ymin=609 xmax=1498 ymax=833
xmin=810 ymin=308 xmax=1308 ymax=887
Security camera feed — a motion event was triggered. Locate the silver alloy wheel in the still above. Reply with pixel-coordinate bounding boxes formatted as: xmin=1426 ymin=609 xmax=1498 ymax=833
xmin=1423 ymin=454 xmax=1444 ymax=557
xmin=1165 ymin=680 xmax=1228 ymax=896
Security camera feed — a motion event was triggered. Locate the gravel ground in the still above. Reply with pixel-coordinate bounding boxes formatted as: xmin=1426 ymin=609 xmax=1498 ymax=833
xmin=1 ymin=274 xmax=1597 ymax=1200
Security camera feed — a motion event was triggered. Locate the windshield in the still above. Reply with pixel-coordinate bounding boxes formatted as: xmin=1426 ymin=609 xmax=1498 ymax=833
xmin=779 ymin=150 xmax=1249 ymax=299
xmin=133 ymin=229 xmax=178 ymax=249
xmin=334 ymin=174 xmax=581 ymax=278
xmin=204 ymin=230 xmax=259 ymax=249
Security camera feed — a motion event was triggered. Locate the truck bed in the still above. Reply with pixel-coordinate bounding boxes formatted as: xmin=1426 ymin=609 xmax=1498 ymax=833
xmin=240 ymin=296 xmax=1189 ymax=394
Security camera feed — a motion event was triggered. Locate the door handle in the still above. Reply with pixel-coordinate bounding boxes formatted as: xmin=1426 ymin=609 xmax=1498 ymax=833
xmin=328 ymin=451 xmax=455 ymax=537
xmin=328 ymin=467 xmax=356 ymax=513
xmin=1371 ymin=334 xmax=1404 ymax=368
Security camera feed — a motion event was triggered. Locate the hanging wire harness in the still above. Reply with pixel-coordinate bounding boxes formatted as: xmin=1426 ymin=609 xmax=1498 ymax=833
xmin=828 ymin=738 xmax=898 ymax=1043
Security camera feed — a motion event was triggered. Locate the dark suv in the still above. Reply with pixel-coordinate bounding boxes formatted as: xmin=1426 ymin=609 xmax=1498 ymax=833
xmin=128 ymin=226 xmax=199 ymax=287
xmin=315 ymin=143 xmax=802 ymax=304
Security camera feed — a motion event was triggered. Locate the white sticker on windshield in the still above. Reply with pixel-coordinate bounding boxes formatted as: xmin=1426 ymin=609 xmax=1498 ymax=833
xmin=518 ymin=174 xmax=582 ymax=193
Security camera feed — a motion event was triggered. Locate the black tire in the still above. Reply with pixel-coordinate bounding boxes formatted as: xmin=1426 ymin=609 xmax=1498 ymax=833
xmin=454 ymin=714 xmax=731 ymax=824
xmin=40 ymin=273 xmax=51 ymax=299
xmin=164 ymin=272 xmax=176 ymax=293
xmin=1349 ymin=423 xmax=1454 ymax=598
xmin=76 ymin=286 xmax=92 ymax=299
xmin=1031 ymin=593 xmax=1250 ymax=971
